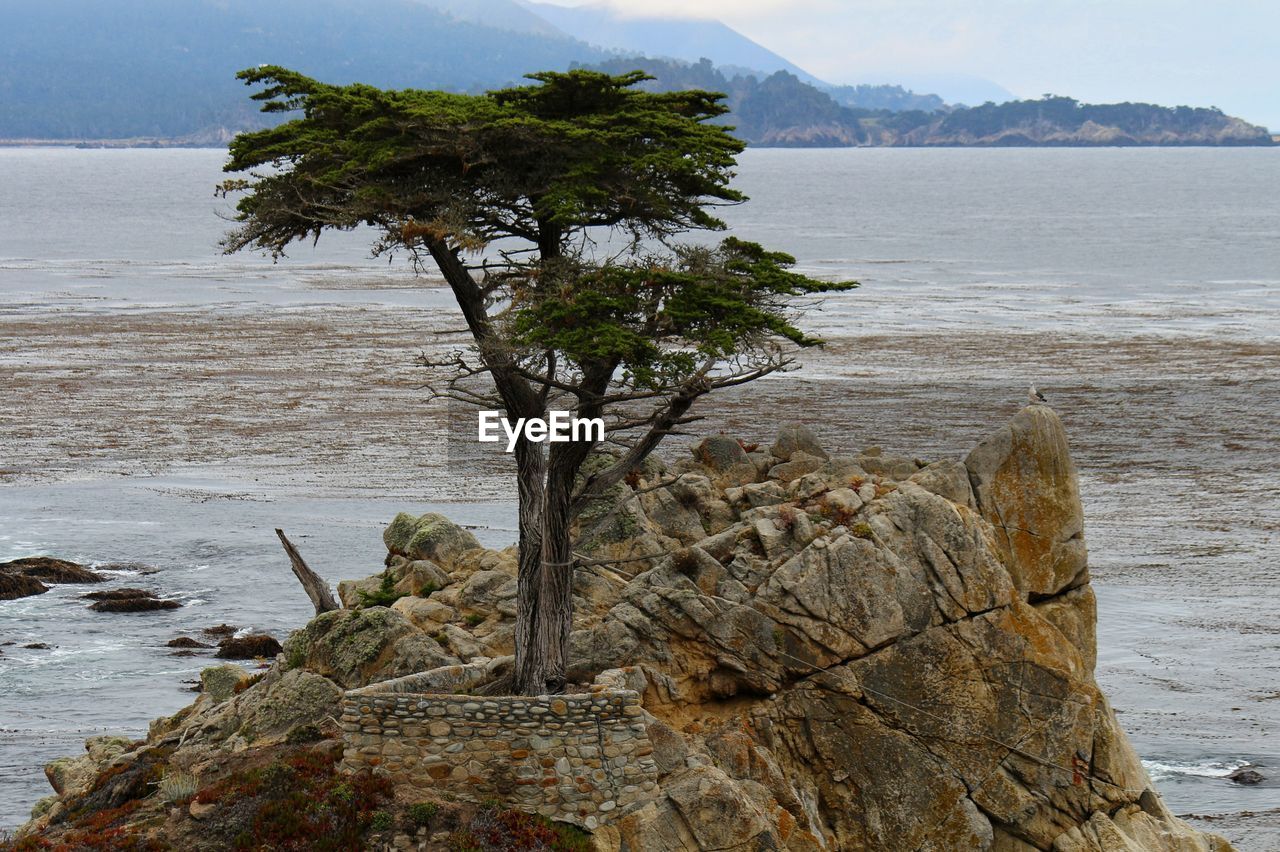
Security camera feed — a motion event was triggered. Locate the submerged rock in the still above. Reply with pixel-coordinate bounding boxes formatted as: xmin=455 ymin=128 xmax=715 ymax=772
xmin=82 ymin=587 xmax=156 ymax=601
xmin=0 ymin=572 xmax=48 ymax=600
xmin=167 ymin=636 xmax=212 ymax=649
xmin=215 ymin=634 xmax=283 ymax=660
xmin=89 ymin=596 xmax=181 ymax=613
xmin=1 ymin=556 xmax=106 ymax=585
xmin=1228 ymin=767 xmax=1265 ymax=785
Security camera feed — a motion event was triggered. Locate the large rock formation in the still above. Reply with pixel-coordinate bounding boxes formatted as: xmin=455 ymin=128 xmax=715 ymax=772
xmin=14 ymin=409 xmax=1231 ymax=852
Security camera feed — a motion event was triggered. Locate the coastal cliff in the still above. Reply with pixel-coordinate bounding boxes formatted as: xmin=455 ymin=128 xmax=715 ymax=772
xmin=8 ymin=408 xmax=1233 ymax=851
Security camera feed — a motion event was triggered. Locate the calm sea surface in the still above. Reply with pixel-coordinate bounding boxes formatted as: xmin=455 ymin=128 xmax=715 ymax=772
xmin=1 ymin=147 xmax=1278 ymax=843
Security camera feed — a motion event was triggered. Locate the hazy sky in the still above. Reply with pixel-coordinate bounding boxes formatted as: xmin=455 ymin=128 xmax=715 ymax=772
xmin=543 ymin=0 xmax=1279 ymax=129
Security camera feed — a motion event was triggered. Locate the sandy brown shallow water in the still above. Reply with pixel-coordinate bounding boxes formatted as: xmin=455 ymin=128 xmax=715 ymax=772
xmin=3 ymin=292 xmax=1279 ymax=845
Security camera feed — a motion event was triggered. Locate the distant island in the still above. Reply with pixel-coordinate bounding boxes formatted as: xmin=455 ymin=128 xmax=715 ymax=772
xmin=586 ymin=58 xmax=1274 ymax=148
xmin=1 ymin=0 xmax=1272 ymax=148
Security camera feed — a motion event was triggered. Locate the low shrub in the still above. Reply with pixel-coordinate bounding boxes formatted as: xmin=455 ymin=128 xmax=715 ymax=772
xmin=357 ymin=573 xmax=404 ymax=609
xmin=407 ymin=802 xmax=439 ymax=828
xmin=155 ymin=770 xmax=198 ymax=803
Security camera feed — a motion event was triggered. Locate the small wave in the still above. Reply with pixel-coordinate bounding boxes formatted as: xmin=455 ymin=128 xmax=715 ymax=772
xmin=1143 ymin=758 xmax=1248 ymax=781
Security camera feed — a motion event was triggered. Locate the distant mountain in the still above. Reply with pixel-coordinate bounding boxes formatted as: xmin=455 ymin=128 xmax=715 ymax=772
xmin=523 ymin=1 xmax=827 ymax=86
xmin=0 ymin=0 xmax=606 ymax=140
xmin=823 ymin=84 xmax=947 ymax=114
xmin=855 ymin=73 xmax=1017 ymax=108
xmin=411 ymin=0 xmax=564 ymax=35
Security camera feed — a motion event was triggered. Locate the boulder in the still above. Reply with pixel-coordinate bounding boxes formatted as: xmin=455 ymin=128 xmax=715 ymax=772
xmin=200 ymin=664 xmax=250 ymax=702
xmin=336 ymin=574 xmax=386 ymax=609
xmin=44 ymin=756 xmax=97 ymax=798
xmin=383 ymin=513 xmax=479 ymax=566
xmin=638 ymin=486 xmax=707 ymax=545
xmin=1228 ymin=767 xmax=1265 ymax=785
xmin=770 ymin=423 xmax=829 ymax=461
xmin=908 ymin=459 xmax=976 ymax=508
xmin=965 ymin=405 xmax=1088 ymax=597
xmin=390 ymin=595 xmax=457 ymax=631
xmin=281 ymin=607 xmax=455 ymax=688
xmin=239 ymin=668 xmax=342 ymax=739
xmin=216 ymin=634 xmax=283 ymax=659
xmin=690 ymin=435 xmax=749 ymax=471
xmin=394 ymin=560 xmax=450 ymax=596
xmin=82 ymin=588 xmax=155 ymax=601
xmin=84 ymin=735 xmax=134 ymax=764
xmin=767 ymin=451 xmax=827 ymax=483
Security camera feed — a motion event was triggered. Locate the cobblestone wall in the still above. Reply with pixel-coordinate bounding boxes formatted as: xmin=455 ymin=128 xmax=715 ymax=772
xmin=339 ymin=684 xmax=660 ymax=830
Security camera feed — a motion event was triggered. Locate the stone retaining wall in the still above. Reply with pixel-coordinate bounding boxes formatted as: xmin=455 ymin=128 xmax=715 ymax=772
xmin=339 ymin=683 xmax=660 ymax=830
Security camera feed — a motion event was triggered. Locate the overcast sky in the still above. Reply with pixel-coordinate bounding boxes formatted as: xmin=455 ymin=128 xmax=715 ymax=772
xmin=543 ymin=0 xmax=1279 ymax=129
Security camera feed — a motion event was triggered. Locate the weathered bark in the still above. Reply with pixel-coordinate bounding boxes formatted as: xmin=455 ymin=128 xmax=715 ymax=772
xmin=274 ymin=529 xmax=340 ymax=615
xmin=512 ymin=438 xmax=548 ymax=694
xmin=513 ymin=364 xmax=613 ymax=695
xmin=520 ymin=445 xmax=580 ymax=693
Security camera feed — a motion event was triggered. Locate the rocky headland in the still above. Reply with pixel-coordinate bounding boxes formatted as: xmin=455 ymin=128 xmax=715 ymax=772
xmin=6 ymin=408 xmax=1234 ymax=851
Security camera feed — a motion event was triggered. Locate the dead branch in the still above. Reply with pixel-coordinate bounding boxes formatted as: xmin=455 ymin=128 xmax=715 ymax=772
xmin=275 ymin=529 xmax=340 ymax=614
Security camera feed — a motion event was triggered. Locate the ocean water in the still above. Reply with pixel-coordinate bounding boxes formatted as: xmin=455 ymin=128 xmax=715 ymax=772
xmin=1 ymin=147 xmax=1278 ymax=842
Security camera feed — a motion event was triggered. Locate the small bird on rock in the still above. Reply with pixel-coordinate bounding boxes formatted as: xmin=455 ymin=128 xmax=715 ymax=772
xmin=1028 ymin=384 xmax=1047 ymax=405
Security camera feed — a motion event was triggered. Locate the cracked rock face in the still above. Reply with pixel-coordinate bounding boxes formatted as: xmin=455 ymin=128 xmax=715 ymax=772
xmin=566 ymin=408 xmax=1232 ymax=852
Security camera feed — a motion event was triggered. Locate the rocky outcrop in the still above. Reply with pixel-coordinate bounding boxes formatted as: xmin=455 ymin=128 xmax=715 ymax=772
xmin=1 ymin=556 xmax=105 ymax=599
xmin=966 ymin=404 xmax=1088 ymax=597
xmin=14 ymin=410 xmax=1230 ymax=852
xmin=280 ymin=606 xmax=456 ymax=689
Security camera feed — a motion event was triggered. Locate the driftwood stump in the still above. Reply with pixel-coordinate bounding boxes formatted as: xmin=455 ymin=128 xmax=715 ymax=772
xmin=275 ymin=528 xmax=340 ymax=614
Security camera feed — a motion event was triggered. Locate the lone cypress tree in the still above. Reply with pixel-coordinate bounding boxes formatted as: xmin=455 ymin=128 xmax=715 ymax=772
xmin=222 ymin=66 xmax=856 ymax=695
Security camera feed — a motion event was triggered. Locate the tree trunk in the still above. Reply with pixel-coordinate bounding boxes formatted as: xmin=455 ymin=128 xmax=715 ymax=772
xmin=512 ymin=438 xmax=549 ymax=694
xmin=520 ymin=447 xmax=578 ymax=694
xmin=513 ymin=364 xmax=612 ymax=695
xmin=274 ymin=529 xmax=340 ymax=615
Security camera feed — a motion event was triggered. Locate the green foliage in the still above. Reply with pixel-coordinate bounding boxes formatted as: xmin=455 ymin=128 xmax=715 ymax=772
xmin=369 ymin=810 xmax=394 ymax=832
xmin=357 ymin=573 xmax=404 ymax=609
xmin=285 ymin=641 xmax=306 ymax=671
xmin=509 ymin=239 xmax=855 ymax=388
xmin=407 ymin=801 xmax=439 ymax=828
xmin=418 ymin=581 xmax=440 ymax=597
xmin=222 ymin=66 xmax=745 ymax=257
xmin=464 ymin=614 xmax=485 ymax=628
